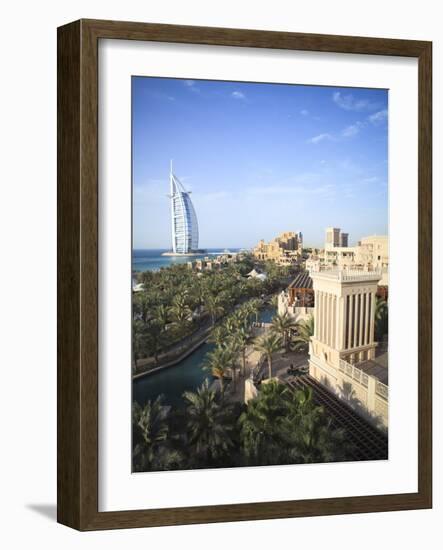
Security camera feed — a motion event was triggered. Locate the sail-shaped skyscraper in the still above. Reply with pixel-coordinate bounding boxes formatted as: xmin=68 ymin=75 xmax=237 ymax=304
xmin=169 ymin=163 xmax=199 ymax=254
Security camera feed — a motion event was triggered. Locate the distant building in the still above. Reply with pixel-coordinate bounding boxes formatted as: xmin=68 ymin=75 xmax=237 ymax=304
xmin=339 ymin=232 xmax=349 ymax=247
xmin=323 ymin=246 xmax=356 ymax=269
xmin=355 ymin=235 xmax=389 ymax=283
xmin=253 ymin=231 xmax=302 ymax=265
xmin=308 ymin=269 xmax=388 ymax=429
xmin=297 ymin=231 xmax=303 ymax=250
xmin=321 ymin=229 xmax=389 ymax=287
xmin=325 ymin=227 xmax=341 ymax=248
xmin=325 ymin=227 xmax=350 ymax=249
xmin=305 ymin=256 xmax=321 ymax=274
xmin=187 ymin=252 xmax=243 ymax=272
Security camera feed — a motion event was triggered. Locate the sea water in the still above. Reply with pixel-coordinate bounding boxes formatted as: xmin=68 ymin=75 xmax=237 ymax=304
xmin=132 ymin=248 xmax=240 ymax=272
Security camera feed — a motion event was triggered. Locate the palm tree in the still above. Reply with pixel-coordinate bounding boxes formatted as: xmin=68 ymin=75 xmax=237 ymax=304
xmin=144 ymin=318 xmax=164 ymax=365
xmin=246 ymin=277 xmax=263 ymax=298
xmin=208 ymin=324 xmax=227 ymax=347
xmin=271 ymin=311 xmax=298 ymax=351
xmin=183 ymin=380 xmax=234 ymax=466
xmin=154 ymin=303 xmax=169 ymax=329
xmin=138 ymin=269 xmax=154 ymax=288
xmin=132 ymin=319 xmax=146 ymax=370
xmin=248 ymin=298 xmax=262 ymax=323
xmin=145 ymin=287 xmax=163 ymax=309
xmin=133 ymin=291 xmax=151 ymax=323
xmin=270 ymin=294 xmax=279 ymax=310
xmin=189 ymin=280 xmax=206 ymax=325
xmin=219 ymin=288 xmax=235 ymax=310
xmin=203 ymin=345 xmax=232 ymax=394
xmin=169 ymin=293 xmax=192 ymax=337
xmin=291 ymin=315 xmax=314 ymax=352
xmin=132 ymin=397 xmax=182 ymax=471
xmin=236 ymin=304 xmax=251 ymax=329
xmin=233 ymin=326 xmax=251 ymax=377
xmin=239 ymin=382 xmax=349 ymax=466
xmin=205 ymin=294 xmax=225 ymax=326
xmin=224 ymin=315 xmax=240 ymax=337
xmin=224 ymin=338 xmax=240 ymax=392
xmin=238 ymin=380 xmax=290 ymax=465
xmin=253 ymin=332 xmax=282 ymax=379
xmin=235 ymin=280 xmax=247 ymax=300
xmin=281 ymin=387 xmax=348 ymax=463
xmin=374 ymin=297 xmax=388 ymax=342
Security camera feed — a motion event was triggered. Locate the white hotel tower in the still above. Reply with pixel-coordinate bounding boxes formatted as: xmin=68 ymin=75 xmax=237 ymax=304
xmin=169 ymin=163 xmax=199 ymax=254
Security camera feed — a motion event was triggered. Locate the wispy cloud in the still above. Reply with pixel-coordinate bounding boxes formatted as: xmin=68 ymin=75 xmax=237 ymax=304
xmin=231 ymin=90 xmax=246 ymax=100
xmin=300 ymin=109 xmax=309 ymax=116
xmin=184 ymin=80 xmax=201 ymax=94
xmin=313 ymin=106 xmax=387 ymax=144
xmin=332 ymin=91 xmax=378 ymax=111
xmin=341 ymin=121 xmax=365 ymax=138
xmin=369 ymin=109 xmax=388 ymax=125
xmin=307 ymin=133 xmax=334 ymax=144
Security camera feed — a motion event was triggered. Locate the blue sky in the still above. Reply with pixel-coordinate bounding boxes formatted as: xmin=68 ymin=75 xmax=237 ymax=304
xmin=132 ymin=77 xmax=388 ymax=249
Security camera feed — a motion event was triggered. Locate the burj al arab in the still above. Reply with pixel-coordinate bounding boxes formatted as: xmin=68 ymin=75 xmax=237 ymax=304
xmin=164 ymin=163 xmax=201 ymax=256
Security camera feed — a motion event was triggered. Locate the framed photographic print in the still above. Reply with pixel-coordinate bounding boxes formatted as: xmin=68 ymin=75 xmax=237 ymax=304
xmin=57 ymin=19 xmax=432 ymax=530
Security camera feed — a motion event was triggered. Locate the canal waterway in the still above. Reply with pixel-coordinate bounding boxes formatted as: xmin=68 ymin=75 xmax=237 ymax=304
xmin=133 ymin=306 xmax=275 ymax=408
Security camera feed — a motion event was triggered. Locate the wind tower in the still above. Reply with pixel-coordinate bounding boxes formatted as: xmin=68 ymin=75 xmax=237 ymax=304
xmin=309 ymin=268 xmax=388 ymax=428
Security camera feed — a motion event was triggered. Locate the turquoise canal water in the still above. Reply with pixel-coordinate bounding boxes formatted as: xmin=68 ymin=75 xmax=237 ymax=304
xmin=133 ymin=306 xmax=275 ymax=408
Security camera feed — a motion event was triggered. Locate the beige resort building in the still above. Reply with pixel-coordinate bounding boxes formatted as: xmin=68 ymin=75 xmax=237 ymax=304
xmin=308 ymin=268 xmax=388 ymax=429
xmin=309 ymin=228 xmax=389 ymax=286
xmin=356 ymin=235 xmax=389 ymax=273
xmin=186 ymin=252 xmax=243 ymax=272
xmin=253 ymin=231 xmax=303 ymax=266
xmin=323 ymin=227 xmax=359 ymax=269
xmin=277 ymin=227 xmax=389 ymax=431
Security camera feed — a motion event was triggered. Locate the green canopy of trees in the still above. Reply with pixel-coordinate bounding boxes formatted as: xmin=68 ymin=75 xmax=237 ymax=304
xmin=132 ymin=256 xmax=287 ymax=367
xmin=133 ymin=379 xmax=352 ymax=472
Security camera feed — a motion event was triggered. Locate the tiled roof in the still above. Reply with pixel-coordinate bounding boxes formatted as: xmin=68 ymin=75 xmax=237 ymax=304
xmin=288 ymin=271 xmax=313 ymax=290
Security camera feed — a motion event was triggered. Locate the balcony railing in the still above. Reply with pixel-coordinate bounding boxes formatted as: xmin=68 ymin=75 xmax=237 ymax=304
xmin=375 ymin=381 xmax=389 ymax=400
xmin=338 ymin=359 xmax=374 ymax=391
xmin=313 ymin=268 xmax=382 ymax=283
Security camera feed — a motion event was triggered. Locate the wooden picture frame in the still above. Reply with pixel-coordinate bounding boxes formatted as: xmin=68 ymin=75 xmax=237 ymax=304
xmin=57 ymin=19 xmax=432 ymax=530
